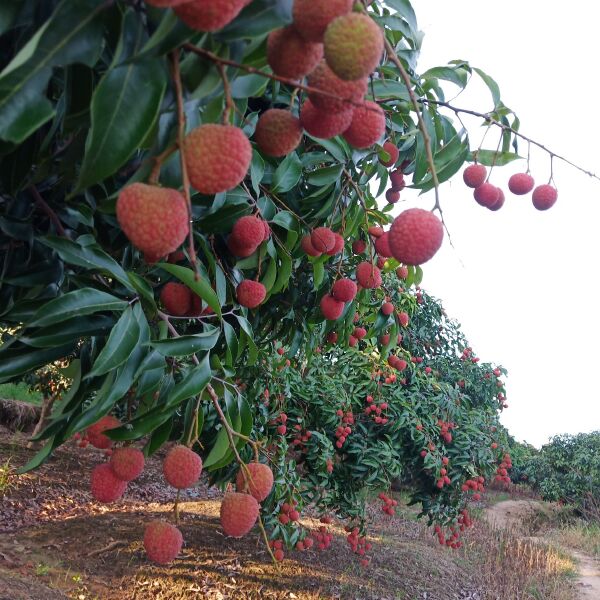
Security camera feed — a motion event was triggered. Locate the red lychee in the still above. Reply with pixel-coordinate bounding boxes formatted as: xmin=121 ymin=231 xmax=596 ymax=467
xmin=110 ymin=447 xmax=145 ymax=482
xmin=488 ymin=187 xmax=505 ymax=211
xmin=374 ymin=232 xmax=392 ymax=258
xmin=160 ymin=282 xmax=192 ymax=316
xmin=117 ymin=184 xmax=189 ymax=260
xmin=307 ymin=61 xmax=367 ymax=113
xmin=236 ymin=462 xmax=274 ymax=502
xmin=292 ymin=0 xmax=353 ymax=43
xmin=143 ymin=520 xmax=183 ymax=565
xmin=267 ymin=26 xmax=323 ymax=79
xmin=236 ymin=280 xmax=267 ymax=309
xmin=386 ymin=189 xmax=400 ymax=204
xmin=300 ymin=99 xmax=354 ymax=139
xmin=532 ymin=184 xmax=558 ymax=210
xmin=174 ymin=0 xmax=251 ymax=32
xmin=254 ymin=109 xmax=303 ymax=157
xmin=463 ymin=164 xmax=487 ymax=188
xmin=356 ymin=262 xmax=382 ymax=289
xmin=327 ymin=232 xmax=344 ymax=256
xmin=389 ymin=208 xmax=444 ymax=266
xmin=163 ymin=445 xmax=203 ymax=489
xmin=220 ymin=492 xmax=260 ymax=537
xmin=184 ymin=124 xmax=251 ymax=195
xmin=321 ymin=294 xmax=345 ymax=320
xmin=368 ymin=225 xmax=384 ymax=238
xmin=324 ymin=13 xmax=383 ymax=81
xmin=380 ymin=141 xmax=399 ymax=167
xmin=473 ymin=182 xmax=499 ymax=208
xmin=342 ymin=101 xmax=386 ymax=149
xmin=396 ymin=265 xmax=408 ymax=280
xmin=301 ymin=234 xmax=322 ymax=257
xmin=311 ymin=227 xmax=336 ymax=253
xmin=390 ymin=169 xmax=405 ymax=191
xmin=86 ymin=415 xmax=121 ymax=450
xmin=381 ymin=302 xmax=394 ymax=316
xmin=332 ymin=278 xmax=357 ymax=302
xmin=90 ymin=463 xmax=127 ymax=503
xmin=146 ymin=0 xmax=194 ymax=6
xmin=352 ymin=239 xmax=366 ymax=254
xmin=229 ymin=215 xmax=266 ymax=256
xmin=508 ymin=172 xmax=535 ymax=195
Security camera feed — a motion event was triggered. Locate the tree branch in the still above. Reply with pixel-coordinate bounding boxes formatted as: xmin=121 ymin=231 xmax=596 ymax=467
xmin=29 ymin=187 xmax=67 ymax=237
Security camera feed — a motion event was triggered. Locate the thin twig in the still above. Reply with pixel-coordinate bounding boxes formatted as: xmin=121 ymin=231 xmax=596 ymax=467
xmin=30 ymin=187 xmax=67 ymax=237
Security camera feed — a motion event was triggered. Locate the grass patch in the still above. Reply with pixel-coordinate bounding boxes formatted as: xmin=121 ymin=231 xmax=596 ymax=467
xmin=0 ymin=382 xmax=43 ymax=405
xmin=555 ymin=521 xmax=600 ymax=558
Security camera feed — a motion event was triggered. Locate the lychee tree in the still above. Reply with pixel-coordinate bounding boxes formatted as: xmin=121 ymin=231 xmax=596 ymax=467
xmin=0 ymin=0 xmax=569 ymax=563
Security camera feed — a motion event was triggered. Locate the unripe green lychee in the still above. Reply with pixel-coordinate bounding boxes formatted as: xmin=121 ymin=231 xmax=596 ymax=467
xmin=342 ymin=101 xmax=386 ymax=149
xmin=254 ymin=109 xmax=303 ymax=157
xmin=184 ymin=125 xmax=251 ymax=195
xmin=388 ymin=208 xmax=444 ymax=266
xmin=160 ymin=282 xmax=192 ymax=316
xmin=144 ymin=521 xmax=183 ymax=565
xmin=292 ymin=0 xmax=353 ymax=42
xmin=236 ymin=280 xmax=266 ymax=308
xmin=117 ymin=183 xmax=189 ymax=260
xmin=324 ymin=13 xmax=383 ymax=81
xmin=220 ymin=492 xmax=260 ymax=537
xmin=267 ymin=26 xmax=323 ymax=79
xmin=236 ymin=462 xmax=274 ymax=502
xmin=174 ymin=0 xmax=251 ymax=32
xmin=300 ymin=99 xmax=354 ymax=139
xmin=307 ymin=61 xmax=367 ymax=113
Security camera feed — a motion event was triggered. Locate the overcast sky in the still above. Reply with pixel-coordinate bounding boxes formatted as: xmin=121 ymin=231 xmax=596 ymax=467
xmin=391 ymin=1 xmax=600 ymax=447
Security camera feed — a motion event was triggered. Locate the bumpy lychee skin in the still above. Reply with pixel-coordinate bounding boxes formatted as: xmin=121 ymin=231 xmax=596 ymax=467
xmin=473 ymin=182 xmax=499 ymax=208
xmin=307 ymin=61 xmax=367 ymax=113
xmin=381 ymin=302 xmax=394 ymax=316
xmin=488 ymin=187 xmax=505 ymax=211
xmin=327 ymin=232 xmax=344 ymax=256
xmin=386 ymin=189 xmax=400 ymax=204
xmin=110 ymin=447 xmax=145 ymax=482
xmin=324 ymin=13 xmax=384 ymax=81
xmin=332 ymin=278 xmax=357 ymax=302
xmin=267 ymin=26 xmax=323 ymax=79
xmin=254 ymin=109 xmax=303 ymax=157
xmin=380 ymin=141 xmax=399 ymax=167
xmin=184 ymin=125 xmax=251 ymax=195
xmin=236 ymin=280 xmax=266 ymax=309
xmin=163 ymin=446 xmax=202 ymax=490
xmin=230 ymin=215 xmax=265 ymax=254
xmin=352 ymin=239 xmax=366 ymax=254
xmin=117 ymin=184 xmax=189 ymax=260
xmin=90 ymin=464 xmax=127 ymax=503
xmin=143 ymin=521 xmax=183 ymax=565
xmin=292 ymin=0 xmax=353 ymax=42
xmin=374 ymin=232 xmax=392 ymax=258
xmin=220 ymin=492 xmax=260 ymax=537
xmin=160 ymin=282 xmax=192 ymax=316
xmin=301 ymin=234 xmax=322 ymax=257
xmin=356 ymin=262 xmax=382 ymax=289
xmin=532 ymin=184 xmax=558 ymax=210
xmin=388 ymin=208 xmax=444 ymax=266
xmin=311 ymin=227 xmax=336 ymax=253
xmin=300 ymin=100 xmax=354 ymax=139
xmin=508 ymin=173 xmax=535 ymax=195
xmin=236 ymin=463 xmax=274 ymax=502
xmin=390 ymin=169 xmax=405 ymax=191
xmin=321 ymin=294 xmax=345 ymax=320
xmin=174 ymin=0 xmax=251 ymax=32
xmin=86 ymin=415 xmax=121 ymax=450
xmin=342 ymin=101 xmax=386 ymax=149
xmin=463 ymin=164 xmax=487 ymax=188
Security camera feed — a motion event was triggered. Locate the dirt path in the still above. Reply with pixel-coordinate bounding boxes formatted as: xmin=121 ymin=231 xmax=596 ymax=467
xmin=485 ymin=500 xmax=600 ymax=600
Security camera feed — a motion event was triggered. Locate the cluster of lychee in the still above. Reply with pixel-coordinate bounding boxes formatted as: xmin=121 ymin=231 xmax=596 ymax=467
xmin=494 ymin=453 xmax=512 ymax=485
xmin=364 ymin=395 xmax=389 ymax=425
xmin=463 ymin=164 xmax=558 ymax=211
xmin=388 ymin=354 xmax=408 ymax=373
xmin=277 ymin=499 xmax=301 ymax=526
xmin=434 ymin=508 xmax=472 ymax=549
xmin=160 ymin=281 xmax=213 ymax=317
xmin=334 ymin=408 xmax=354 ymax=449
xmin=437 ymin=419 xmax=455 ymax=444
xmin=461 ymin=476 xmax=486 ymax=501
xmin=291 ymin=426 xmax=312 ymax=452
xmin=346 ymin=525 xmax=373 ymax=567
xmin=378 ymin=491 xmax=398 ymax=516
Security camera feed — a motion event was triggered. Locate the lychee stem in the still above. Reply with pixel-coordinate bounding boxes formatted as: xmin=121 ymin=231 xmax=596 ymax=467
xmin=174 ymin=488 xmax=181 ymax=525
xmin=216 ymin=62 xmax=234 ymax=125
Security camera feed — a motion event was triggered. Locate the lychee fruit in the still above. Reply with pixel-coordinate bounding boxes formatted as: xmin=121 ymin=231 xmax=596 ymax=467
xmin=374 ymin=232 xmax=392 ymax=258
xmin=236 ymin=280 xmax=267 ymax=309
xmin=381 ymin=302 xmax=394 ymax=316
xmin=160 ymin=282 xmax=192 ymax=316
xmin=473 ymin=182 xmax=499 ymax=208
xmin=390 ymin=169 xmax=405 ymax=191
xmin=388 ymin=208 xmax=444 ymax=266
xmin=254 ymin=109 xmax=303 ymax=157
xmin=86 ymin=415 xmax=121 ymax=450
xmin=184 ymin=124 xmax=251 ymax=195
xmin=300 ymin=99 xmax=354 ymax=139
xmin=398 ymin=311 xmax=409 ymax=327
xmin=352 ymin=239 xmax=366 ymax=254
xmin=463 ymin=164 xmax=487 ymax=188
xmin=327 ymin=232 xmax=344 ymax=256
xmin=532 ymin=184 xmax=558 ymax=210
xmin=229 ymin=215 xmax=266 ymax=257
xmin=321 ymin=294 xmax=345 ymax=320
xmin=116 ymin=183 xmax=189 ymax=260
xmin=311 ymin=227 xmax=336 ymax=253
xmin=174 ymin=0 xmax=251 ymax=32
xmin=332 ymin=278 xmax=357 ymax=302
xmin=143 ymin=520 xmax=183 ymax=565
xmin=488 ymin=187 xmax=505 ymax=211
xmin=307 ymin=61 xmax=367 ymax=113
xmin=301 ymin=234 xmax=322 ymax=257
xmin=348 ymin=335 xmax=358 ymax=347
xmin=356 ymin=262 xmax=382 ymax=289
xmin=163 ymin=445 xmax=203 ymax=489
xmin=267 ymin=26 xmax=323 ymax=79
xmin=386 ymin=189 xmax=400 ymax=204
xmin=380 ymin=141 xmax=399 ymax=167
xmin=236 ymin=462 xmax=274 ymax=502
xmin=292 ymin=0 xmax=353 ymax=43
xmin=508 ymin=172 xmax=535 ymax=195
xmin=368 ymin=225 xmax=384 ymax=238
xmin=396 ymin=265 xmax=408 ymax=279
xmin=110 ymin=447 xmax=145 ymax=482
xmin=90 ymin=463 xmax=127 ymax=503
xmin=146 ymin=0 xmax=195 ymax=6
xmin=220 ymin=492 xmax=260 ymax=537
xmin=324 ymin=13 xmax=383 ymax=81
xmin=342 ymin=101 xmax=386 ymax=149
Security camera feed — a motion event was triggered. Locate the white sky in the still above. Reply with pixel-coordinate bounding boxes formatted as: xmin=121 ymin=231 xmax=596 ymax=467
xmin=389 ymin=1 xmax=600 ymax=447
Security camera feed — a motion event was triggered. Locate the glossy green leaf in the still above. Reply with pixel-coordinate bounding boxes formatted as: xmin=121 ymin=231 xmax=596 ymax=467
xmin=0 ymin=343 xmax=76 ymax=384
xmin=167 ymin=353 xmax=211 ymax=406
xmin=272 ymin=152 xmax=302 ymax=193
xmin=150 ymin=328 xmax=220 ymax=356
xmin=20 ymin=315 xmax=115 ymax=348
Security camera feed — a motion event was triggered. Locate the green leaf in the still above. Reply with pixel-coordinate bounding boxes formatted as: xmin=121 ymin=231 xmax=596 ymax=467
xmin=20 ymin=315 xmax=115 ymax=348
xmin=76 ymin=10 xmax=167 ymax=190
xmin=150 ymin=328 xmax=220 ymax=356
xmin=473 ymin=67 xmax=501 ymax=108
xmin=421 ymin=66 xmax=468 ymax=88
xmin=231 ymin=74 xmax=269 ymax=98
xmin=0 ymin=344 xmax=76 ymax=384
xmin=307 ymin=164 xmax=344 ymax=187
xmin=475 ymin=149 xmax=521 ymax=167
xmin=203 ymin=408 xmax=233 ymax=468
xmin=272 ymin=152 xmax=303 ymax=193
xmin=29 ymin=288 xmax=127 ymax=328
xmin=167 ymin=353 xmax=211 ymax=406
